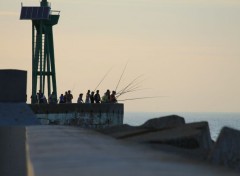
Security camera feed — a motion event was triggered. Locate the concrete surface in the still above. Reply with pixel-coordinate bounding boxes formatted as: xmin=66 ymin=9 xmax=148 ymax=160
xmin=0 ymin=103 xmax=39 ymax=126
xmin=26 ymin=126 xmax=238 ymax=176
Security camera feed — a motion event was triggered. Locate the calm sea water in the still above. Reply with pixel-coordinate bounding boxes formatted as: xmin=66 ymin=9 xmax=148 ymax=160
xmin=124 ymin=112 xmax=240 ymax=140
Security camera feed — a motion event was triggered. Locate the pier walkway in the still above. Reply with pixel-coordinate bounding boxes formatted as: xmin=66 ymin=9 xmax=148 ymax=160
xmin=26 ymin=125 xmax=237 ymax=176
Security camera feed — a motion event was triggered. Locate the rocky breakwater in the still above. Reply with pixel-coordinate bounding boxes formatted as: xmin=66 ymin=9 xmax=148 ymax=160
xmin=97 ymin=115 xmax=240 ymax=172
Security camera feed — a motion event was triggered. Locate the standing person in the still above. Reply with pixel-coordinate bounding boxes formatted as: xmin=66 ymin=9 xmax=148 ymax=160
xmin=42 ymin=94 xmax=47 ymax=104
xmin=101 ymin=92 xmax=108 ymax=103
xmin=49 ymin=91 xmax=57 ymax=104
xmin=85 ymin=90 xmax=90 ymax=103
xmin=102 ymin=89 xmax=110 ymax=103
xmin=77 ymin=93 xmax=83 ymax=103
xmin=106 ymin=89 xmax=111 ymax=102
xmin=66 ymin=90 xmax=73 ymax=103
xmin=35 ymin=93 xmax=39 ymax=104
xmin=38 ymin=90 xmax=44 ymax=104
xmin=94 ymin=90 xmax=101 ymax=103
xmin=59 ymin=94 xmax=65 ymax=103
xmin=64 ymin=91 xmax=67 ymax=103
xmin=90 ymin=91 xmax=95 ymax=104
xmin=110 ymin=91 xmax=117 ymax=103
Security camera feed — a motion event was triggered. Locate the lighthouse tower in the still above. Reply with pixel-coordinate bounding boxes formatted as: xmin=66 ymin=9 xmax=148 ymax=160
xmin=20 ymin=0 xmax=60 ymax=104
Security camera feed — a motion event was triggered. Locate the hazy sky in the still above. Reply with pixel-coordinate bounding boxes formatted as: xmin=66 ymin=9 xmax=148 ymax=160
xmin=1 ymin=0 xmax=240 ymax=112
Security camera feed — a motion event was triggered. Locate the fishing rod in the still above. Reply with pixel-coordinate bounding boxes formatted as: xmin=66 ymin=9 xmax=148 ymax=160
xmin=94 ymin=67 xmax=112 ymax=92
xmin=116 ymin=85 xmax=142 ymax=98
xmin=116 ymin=74 xmax=143 ymax=96
xmin=117 ymin=84 xmax=140 ymax=97
xmin=115 ymin=61 xmax=128 ymax=92
xmin=116 ymin=77 xmax=147 ymax=98
xmin=70 ymin=83 xmax=76 ymax=93
xmin=116 ymin=87 xmax=150 ymax=98
xmin=120 ymin=78 xmax=145 ymax=94
xmin=118 ymin=96 xmax=168 ymax=101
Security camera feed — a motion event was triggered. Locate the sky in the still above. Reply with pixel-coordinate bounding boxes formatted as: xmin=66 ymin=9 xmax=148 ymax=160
xmin=1 ymin=0 xmax=240 ymax=112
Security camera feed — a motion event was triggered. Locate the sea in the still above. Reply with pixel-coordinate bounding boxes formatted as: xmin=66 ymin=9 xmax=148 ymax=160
xmin=124 ymin=112 xmax=240 ymax=140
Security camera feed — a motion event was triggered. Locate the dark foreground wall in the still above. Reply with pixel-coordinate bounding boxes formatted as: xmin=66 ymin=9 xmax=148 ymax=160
xmin=0 ymin=69 xmax=27 ymax=102
xmin=0 ymin=126 xmax=27 ymax=176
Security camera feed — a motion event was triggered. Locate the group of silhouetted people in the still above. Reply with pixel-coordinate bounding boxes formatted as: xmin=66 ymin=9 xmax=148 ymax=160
xmin=58 ymin=90 xmax=73 ymax=103
xmin=77 ymin=89 xmax=117 ymax=104
xmin=32 ymin=89 xmax=117 ymax=104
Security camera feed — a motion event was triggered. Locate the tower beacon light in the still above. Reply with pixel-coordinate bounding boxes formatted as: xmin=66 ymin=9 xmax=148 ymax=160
xmin=20 ymin=0 xmax=60 ymax=104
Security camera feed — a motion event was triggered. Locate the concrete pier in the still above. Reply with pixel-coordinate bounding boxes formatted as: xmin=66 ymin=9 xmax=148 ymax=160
xmin=25 ymin=125 xmax=237 ymax=176
xmin=0 ymin=69 xmax=238 ymax=175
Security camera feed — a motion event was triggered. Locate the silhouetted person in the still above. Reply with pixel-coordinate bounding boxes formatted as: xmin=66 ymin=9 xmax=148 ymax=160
xmin=110 ymin=91 xmax=117 ymax=103
xmin=90 ymin=91 xmax=95 ymax=103
xmin=106 ymin=89 xmax=111 ymax=102
xmin=63 ymin=91 xmax=67 ymax=103
xmin=38 ymin=90 xmax=44 ymax=104
xmin=85 ymin=90 xmax=90 ymax=103
xmin=94 ymin=90 xmax=101 ymax=103
xmin=49 ymin=91 xmax=57 ymax=104
xmin=59 ymin=94 xmax=65 ymax=103
xmin=42 ymin=95 xmax=47 ymax=104
xmin=102 ymin=89 xmax=111 ymax=103
xmin=77 ymin=93 xmax=83 ymax=103
xmin=101 ymin=92 xmax=108 ymax=103
xmin=66 ymin=90 xmax=73 ymax=103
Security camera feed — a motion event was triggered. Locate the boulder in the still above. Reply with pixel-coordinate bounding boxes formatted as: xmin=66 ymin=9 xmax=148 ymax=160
xmin=141 ymin=115 xmax=185 ymax=129
xmin=208 ymin=127 xmax=240 ymax=171
xmin=98 ymin=118 xmax=213 ymax=160
xmin=98 ymin=115 xmax=186 ymax=139
xmin=125 ymin=121 xmax=213 ymax=150
xmin=98 ymin=124 xmax=134 ymax=135
xmin=97 ymin=124 xmax=151 ymax=138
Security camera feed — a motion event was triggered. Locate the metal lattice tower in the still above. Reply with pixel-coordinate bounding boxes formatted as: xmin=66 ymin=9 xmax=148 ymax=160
xmin=20 ymin=0 xmax=60 ymax=104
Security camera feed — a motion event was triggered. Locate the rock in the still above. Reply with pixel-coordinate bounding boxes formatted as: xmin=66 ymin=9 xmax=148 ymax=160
xmin=98 ymin=115 xmax=186 ymax=139
xmin=98 ymin=124 xmax=134 ymax=135
xmin=97 ymin=124 xmax=151 ymax=138
xmin=141 ymin=115 xmax=185 ymax=129
xmin=125 ymin=121 xmax=213 ymax=150
xmin=208 ymin=127 xmax=240 ymax=171
xmin=98 ymin=118 xmax=213 ymax=160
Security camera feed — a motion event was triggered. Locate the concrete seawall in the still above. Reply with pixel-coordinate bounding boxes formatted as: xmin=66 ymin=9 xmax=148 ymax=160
xmin=29 ymin=103 xmax=124 ymax=127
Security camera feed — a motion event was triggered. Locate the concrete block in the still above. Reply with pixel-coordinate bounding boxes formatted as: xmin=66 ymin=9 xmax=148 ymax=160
xmin=0 ymin=103 xmax=40 ymax=126
xmin=123 ymin=122 xmax=213 ymax=150
xmin=209 ymin=127 xmax=240 ymax=171
xmin=0 ymin=69 xmax=27 ymax=102
xmin=140 ymin=115 xmax=185 ymax=129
